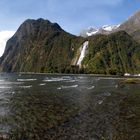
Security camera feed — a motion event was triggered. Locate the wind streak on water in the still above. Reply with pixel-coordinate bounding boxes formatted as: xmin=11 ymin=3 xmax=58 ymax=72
xmin=43 ymin=76 xmax=73 ymax=82
xmin=0 ymin=74 xmax=139 ymax=139
xmin=57 ymin=85 xmax=78 ymax=89
xmin=17 ymin=79 xmax=37 ymax=82
xmin=19 ymin=85 xmax=32 ymax=88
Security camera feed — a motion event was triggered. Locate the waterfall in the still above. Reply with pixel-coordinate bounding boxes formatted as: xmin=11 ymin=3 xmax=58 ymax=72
xmin=77 ymin=41 xmax=89 ymax=67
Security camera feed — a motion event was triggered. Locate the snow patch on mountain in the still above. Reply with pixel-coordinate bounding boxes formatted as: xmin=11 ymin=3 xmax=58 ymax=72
xmin=102 ymin=24 xmax=120 ymax=31
xmin=86 ymin=27 xmax=99 ymax=36
xmin=80 ymin=24 xmax=120 ymax=37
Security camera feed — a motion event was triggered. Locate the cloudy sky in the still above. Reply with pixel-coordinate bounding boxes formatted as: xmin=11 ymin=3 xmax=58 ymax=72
xmin=0 ymin=0 xmax=140 ymax=56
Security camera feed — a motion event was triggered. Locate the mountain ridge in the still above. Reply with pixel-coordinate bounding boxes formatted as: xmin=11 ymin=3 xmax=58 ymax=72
xmin=80 ymin=10 xmax=140 ymax=43
xmin=80 ymin=24 xmax=120 ymax=37
xmin=1 ymin=11 xmax=140 ymax=74
xmin=0 ymin=18 xmax=84 ymax=73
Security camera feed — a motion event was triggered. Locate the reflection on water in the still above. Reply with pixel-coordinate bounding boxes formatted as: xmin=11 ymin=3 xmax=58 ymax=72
xmin=0 ymin=73 xmax=139 ymax=139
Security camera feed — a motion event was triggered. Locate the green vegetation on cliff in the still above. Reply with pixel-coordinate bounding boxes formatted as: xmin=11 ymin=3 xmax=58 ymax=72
xmin=83 ymin=31 xmax=140 ymax=74
xmin=0 ymin=19 xmax=140 ymax=75
xmin=0 ymin=19 xmax=84 ymax=73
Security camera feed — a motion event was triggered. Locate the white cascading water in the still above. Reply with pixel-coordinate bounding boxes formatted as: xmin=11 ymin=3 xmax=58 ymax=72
xmin=77 ymin=41 xmax=89 ymax=67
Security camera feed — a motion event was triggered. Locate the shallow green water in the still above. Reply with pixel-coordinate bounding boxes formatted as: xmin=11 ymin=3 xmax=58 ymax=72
xmin=0 ymin=73 xmax=139 ymax=140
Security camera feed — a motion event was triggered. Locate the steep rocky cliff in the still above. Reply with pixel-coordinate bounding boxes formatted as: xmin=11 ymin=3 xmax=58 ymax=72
xmin=117 ymin=10 xmax=140 ymax=42
xmin=0 ymin=19 xmax=84 ymax=73
xmin=83 ymin=31 xmax=140 ymax=74
xmin=0 ymin=18 xmax=140 ymax=74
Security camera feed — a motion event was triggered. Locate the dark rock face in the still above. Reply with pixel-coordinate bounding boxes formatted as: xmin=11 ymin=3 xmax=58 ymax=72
xmin=118 ymin=11 xmax=140 ymax=42
xmin=0 ymin=18 xmax=140 ymax=74
xmin=0 ymin=19 xmax=84 ymax=73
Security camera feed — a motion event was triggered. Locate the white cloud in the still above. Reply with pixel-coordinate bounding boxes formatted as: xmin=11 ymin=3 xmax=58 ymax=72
xmin=0 ymin=30 xmax=15 ymax=57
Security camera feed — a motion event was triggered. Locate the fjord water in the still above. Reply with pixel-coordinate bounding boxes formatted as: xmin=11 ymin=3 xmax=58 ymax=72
xmin=0 ymin=73 xmax=139 ymax=140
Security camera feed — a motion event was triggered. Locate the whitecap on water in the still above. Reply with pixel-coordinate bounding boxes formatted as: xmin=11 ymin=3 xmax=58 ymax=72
xmin=43 ymin=77 xmax=72 ymax=82
xmin=0 ymin=86 xmax=11 ymax=89
xmin=62 ymin=85 xmax=78 ymax=88
xmin=17 ymin=79 xmax=37 ymax=82
xmin=66 ymin=80 xmax=76 ymax=83
xmin=11 ymin=91 xmax=15 ymax=95
xmin=61 ymin=76 xmax=72 ymax=79
xmin=77 ymin=76 xmax=86 ymax=79
xmin=0 ymin=81 xmax=18 ymax=85
xmin=87 ymin=86 xmax=95 ymax=90
xmin=98 ymin=100 xmax=104 ymax=105
xmin=57 ymin=85 xmax=78 ymax=89
xmin=39 ymin=83 xmax=46 ymax=86
xmin=19 ymin=85 xmax=32 ymax=88
xmin=43 ymin=79 xmax=63 ymax=82
xmin=103 ymin=92 xmax=111 ymax=96
xmin=1 ymin=82 xmax=24 ymax=85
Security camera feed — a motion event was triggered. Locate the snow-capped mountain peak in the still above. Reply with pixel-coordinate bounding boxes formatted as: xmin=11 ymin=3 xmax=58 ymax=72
xmin=86 ymin=27 xmax=99 ymax=36
xmin=102 ymin=24 xmax=120 ymax=31
xmin=80 ymin=24 xmax=120 ymax=37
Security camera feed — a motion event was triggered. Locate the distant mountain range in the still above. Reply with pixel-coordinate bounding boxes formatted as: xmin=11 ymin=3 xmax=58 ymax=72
xmin=80 ymin=10 xmax=140 ymax=43
xmin=80 ymin=24 xmax=120 ymax=37
xmin=1 ymin=10 xmax=140 ymax=75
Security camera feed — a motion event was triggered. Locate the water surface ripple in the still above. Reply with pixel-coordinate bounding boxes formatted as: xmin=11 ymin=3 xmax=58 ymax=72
xmin=0 ymin=73 xmax=139 ymax=140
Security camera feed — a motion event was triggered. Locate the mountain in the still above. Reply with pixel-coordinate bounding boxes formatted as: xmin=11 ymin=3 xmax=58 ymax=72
xmin=80 ymin=24 xmax=120 ymax=37
xmin=80 ymin=27 xmax=99 ymax=37
xmin=0 ymin=18 xmax=140 ymax=74
xmin=82 ymin=31 xmax=140 ymax=74
xmin=0 ymin=19 xmax=84 ymax=73
xmin=80 ymin=10 xmax=140 ymax=43
xmin=118 ymin=10 xmax=140 ymax=42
